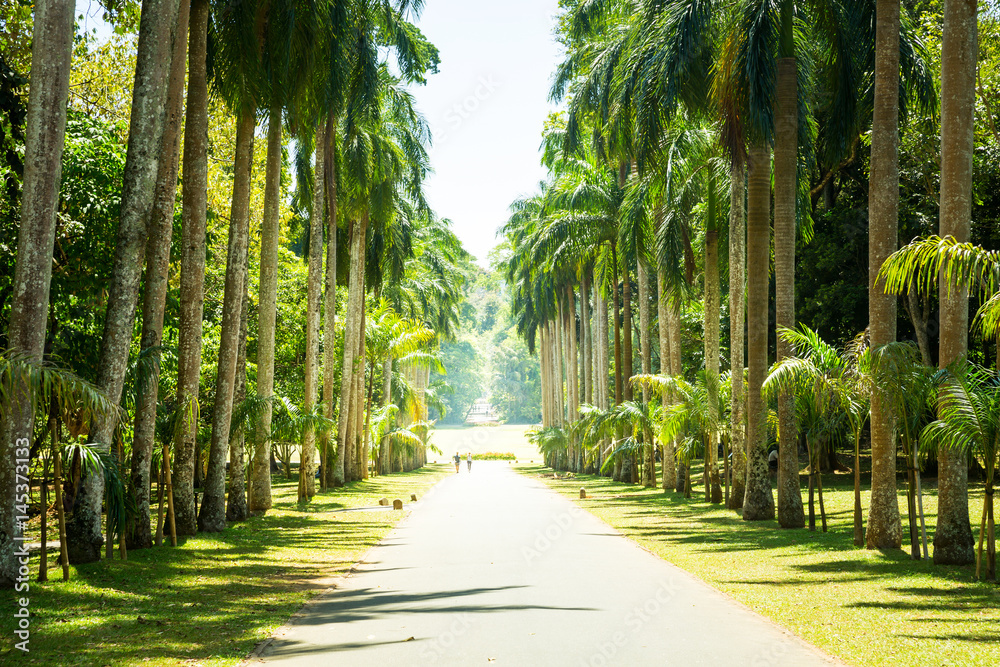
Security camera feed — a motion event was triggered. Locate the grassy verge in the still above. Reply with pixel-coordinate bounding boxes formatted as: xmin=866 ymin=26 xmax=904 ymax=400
xmin=0 ymin=465 xmax=452 ymax=666
xmin=517 ymin=463 xmax=1000 ymax=667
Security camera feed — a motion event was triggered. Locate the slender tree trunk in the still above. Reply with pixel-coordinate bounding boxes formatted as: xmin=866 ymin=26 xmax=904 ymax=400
xmin=743 ymin=144 xmax=776 ymax=521
xmin=622 ymin=267 xmax=634 ymax=401
xmin=250 ymin=105 xmax=283 ymax=514
xmin=555 ymin=302 xmax=566 ymax=432
xmin=379 ymin=355 xmax=393 ymax=474
xmin=68 ymin=0 xmax=182 ymax=564
xmin=582 ymin=272 xmax=592 ymax=409
xmin=537 ymin=324 xmax=552 ymax=428
xmin=0 ymin=0 xmax=76 ymax=583
xmin=226 ymin=265 xmax=250 ymax=522
xmin=568 ymin=286 xmax=579 ymax=469
xmin=915 ymin=444 xmax=929 ymax=559
xmin=657 ymin=266 xmax=676 ymax=491
xmin=854 ymin=429 xmax=864 ymax=546
xmin=705 ymin=172 xmax=723 ymax=503
xmin=729 ymin=161 xmax=747 ymax=509
xmin=774 ymin=55 xmax=805 ymax=529
xmin=323 ymin=114 xmax=341 ymax=488
xmin=199 ymin=105 xmax=253 ymax=531
xmin=611 ymin=244 xmax=624 ymax=409
xmin=638 ymin=262 xmax=654 ymax=487
xmin=669 ymin=296 xmax=685 ymax=494
xmin=362 ymin=360 xmax=374 ymax=480
xmin=171 ymin=0 xmax=209 ymax=536
xmin=623 ymin=258 xmax=637 ymax=484
xmin=338 ymin=214 xmax=369 ymax=484
xmin=54 ymin=429 xmax=69 ymax=581
xmin=128 ymin=0 xmax=191 ymax=550
xmin=867 ymin=0 xmax=903 ymax=550
xmin=934 ymin=0 xmax=977 ymax=566
xmin=354 ymin=312 xmax=368 ymax=480
xmin=299 ymin=123 xmax=325 ymax=501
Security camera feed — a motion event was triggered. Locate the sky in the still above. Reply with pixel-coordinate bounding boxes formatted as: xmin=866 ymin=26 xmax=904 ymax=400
xmin=74 ymin=0 xmax=565 ymax=268
xmin=408 ymin=0 xmax=563 ymax=267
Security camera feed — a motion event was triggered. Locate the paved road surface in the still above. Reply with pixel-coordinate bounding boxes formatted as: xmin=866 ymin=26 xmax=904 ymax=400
xmin=256 ymin=462 xmax=838 ymax=666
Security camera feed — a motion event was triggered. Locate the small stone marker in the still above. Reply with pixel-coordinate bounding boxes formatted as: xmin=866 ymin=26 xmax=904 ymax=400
xmin=410 ymin=493 xmax=418 ymax=501
xmin=378 ymin=498 xmax=388 ymax=506
xmin=392 ymin=499 xmax=403 ymax=510
xmin=580 ymin=488 xmax=587 ymax=499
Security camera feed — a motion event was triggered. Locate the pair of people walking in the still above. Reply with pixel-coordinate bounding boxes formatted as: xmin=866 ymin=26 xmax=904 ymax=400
xmin=453 ymin=452 xmax=472 ymax=473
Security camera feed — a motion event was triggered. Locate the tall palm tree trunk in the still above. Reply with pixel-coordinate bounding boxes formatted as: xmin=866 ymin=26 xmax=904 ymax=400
xmin=622 ymin=260 xmax=637 ymax=483
xmin=299 ymin=123 xmax=325 ymax=501
xmin=227 ymin=264 xmax=251 ymax=522
xmin=541 ymin=323 xmax=549 ymax=429
xmin=657 ymin=266 xmax=676 ymax=491
xmin=128 ymin=0 xmax=191 ymax=549
xmin=547 ymin=322 xmax=555 ymax=429
xmin=172 ymin=0 xmax=210 ymax=536
xmin=668 ymin=296 xmax=685 ymax=494
xmin=600 ymin=288 xmax=613 ymax=471
xmin=379 ymin=355 xmax=392 ymax=474
xmin=0 ymin=0 xmax=76 ymax=583
xmin=774 ymin=55 xmax=805 ymax=528
xmin=638 ymin=262 xmax=655 ymax=487
xmin=323 ymin=113 xmax=341 ymax=488
xmin=356 ymin=334 xmax=367 ymax=478
xmin=729 ymin=161 xmax=747 ymax=509
xmin=362 ymin=352 xmax=374 ymax=480
xmin=582 ymin=272 xmax=592 ymax=407
xmin=744 ymin=144 xmax=776 ymax=521
xmin=934 ymin=0 xmax=977 ymax=565
xmin=201 ymin=106 xmax=254 ymax=532
xmin=69 ymin=0 xmax=182 ymax=563
xmin=567 ymin=287 xmax=579 ymax=469
xmin=867 ymin=0 xmax=903 ymax=550
xmin=705 ymin=172 xmax=723 ymax=503
xmin=338 ymin=214 xmax=369 ymax=484
xmin=250 ymin=105 xmax=283 ymax=514
xmin=555 ymin=307 xmax=566 ymax=431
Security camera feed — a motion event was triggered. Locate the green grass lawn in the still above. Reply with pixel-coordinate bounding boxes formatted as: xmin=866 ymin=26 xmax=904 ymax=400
xmin=518 ymin=463 xmax=1000 ymax=667
xmin=0 ymin=465 xmax=452 ymax=666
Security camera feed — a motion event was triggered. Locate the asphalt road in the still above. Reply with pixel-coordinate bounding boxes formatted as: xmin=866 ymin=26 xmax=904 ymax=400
xmin=256 ymin=462 xmax=838 ymax=666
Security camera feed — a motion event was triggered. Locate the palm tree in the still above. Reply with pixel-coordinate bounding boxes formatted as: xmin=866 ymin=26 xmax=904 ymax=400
xmin=866 ymin=0 xmax=904 ymax=551
xmin=765 ymin=326 xmax=852 ymax=532
xmin=866 ymin=341 xmax=934 ymax=559
xmin=922 ymin=362 xmax=998 ymax=581
xmin=129 ymin=0 xmax=192 ymax=549
xmin=199 ymin=0 xmax=264 ymax=528
xmin=76 ymin=0 xmax=185 ymax=561
xmin=0 ymin=0 xmax=77 ymax=581
xmin=635 ymin=372 xmax=729 ymax=500
xmin=743 ymin=144 xmax=776 ymax=521
xmin=173 ymin=0 xmax=211 ymax=536
xmin=252 ymin=0 xmax=318 ymax=514
xmin=932 ymin=0 xmax=980 ymax=566
xmin=364 ymin=302 xmax=441 ymax=475
xmin=1 ymin=353 xmax=119 ymax=573
xmin=880 ymin=234 xmax=995 ymax=565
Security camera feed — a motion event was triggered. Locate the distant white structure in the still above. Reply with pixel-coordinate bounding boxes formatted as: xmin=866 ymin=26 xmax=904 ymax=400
xmin=465 ymin=397 xmax=499 ymax=425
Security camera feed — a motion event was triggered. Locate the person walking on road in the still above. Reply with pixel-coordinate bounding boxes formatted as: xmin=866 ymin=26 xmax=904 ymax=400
xmin=453 ymin=452 xmax=461 ymax=473
xmin=466 ymin=452 xmax=472 ymax=472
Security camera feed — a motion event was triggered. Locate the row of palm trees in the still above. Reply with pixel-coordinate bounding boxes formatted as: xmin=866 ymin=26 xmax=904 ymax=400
xmin=506 ymin=0 xmax=983 ymax=570
xmin=0 ymin=0 xmax=465 ymax=586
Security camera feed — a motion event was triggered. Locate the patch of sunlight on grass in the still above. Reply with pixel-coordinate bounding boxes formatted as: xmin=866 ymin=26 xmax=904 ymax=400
xmin=516 ymin=462 xmax=1000 ymax=667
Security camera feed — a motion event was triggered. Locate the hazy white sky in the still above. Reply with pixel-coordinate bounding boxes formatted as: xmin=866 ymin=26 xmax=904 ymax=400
xmin=409 ymin=0 xmax=563 ymax=267
xmin=75 ymin=0 xmax=564 ymax=267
